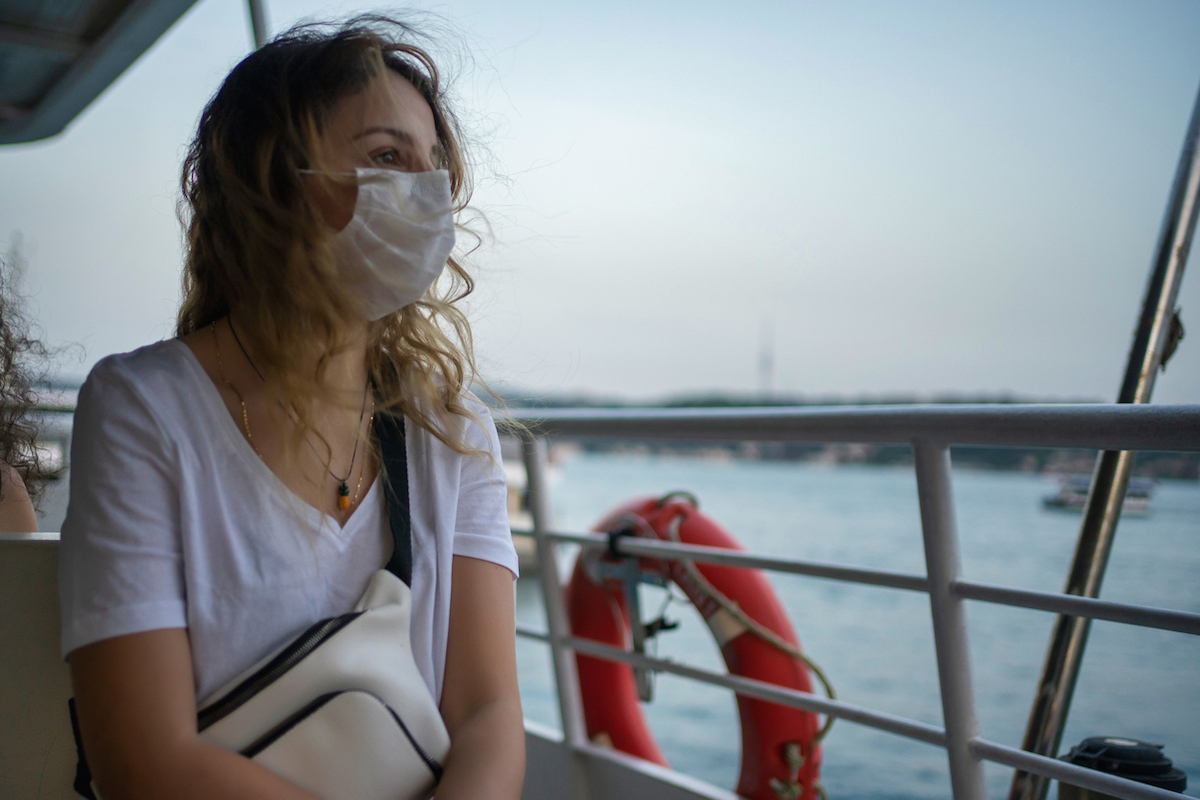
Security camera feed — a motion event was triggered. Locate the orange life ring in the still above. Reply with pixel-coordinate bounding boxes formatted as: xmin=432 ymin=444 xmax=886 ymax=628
xmin=566 ymin=493 xmax=828 ymax=800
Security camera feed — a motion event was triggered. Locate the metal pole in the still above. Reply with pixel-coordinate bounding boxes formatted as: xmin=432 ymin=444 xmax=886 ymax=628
xmin=519 ymin=432 xmax=592 ymax=798
xmin=913 ymin=441 xmax=988 ymax=800
xmin=247 ymin=0 xmax=268 ymax=49
xmin=1010 ymin=78 xmax=1200 ymax=800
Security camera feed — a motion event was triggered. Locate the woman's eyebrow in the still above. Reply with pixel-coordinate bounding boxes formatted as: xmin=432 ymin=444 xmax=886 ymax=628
xmin=353 ymin=126 xmax=416 ymax=145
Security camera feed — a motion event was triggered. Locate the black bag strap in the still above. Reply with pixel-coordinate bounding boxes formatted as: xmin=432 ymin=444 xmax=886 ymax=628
xmin=68 ymin=698 xmax=98 ymax=799
xmin=374 ymin=410 xmax=413 ymax=587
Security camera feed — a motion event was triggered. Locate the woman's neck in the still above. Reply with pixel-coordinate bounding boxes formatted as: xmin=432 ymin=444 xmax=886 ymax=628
xmin=227 ymin=314 xmax=371 ymax=399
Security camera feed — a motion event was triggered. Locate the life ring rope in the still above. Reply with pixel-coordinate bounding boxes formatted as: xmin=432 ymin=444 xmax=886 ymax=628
xmin=652 ymin=495 xmax=838 ymax=743
xmin=574 ymin=493 xmax=831 ymax=800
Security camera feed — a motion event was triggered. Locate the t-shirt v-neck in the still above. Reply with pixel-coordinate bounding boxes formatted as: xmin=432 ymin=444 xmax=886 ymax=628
xmin=178 ymin=340 xmax=381 ymax=542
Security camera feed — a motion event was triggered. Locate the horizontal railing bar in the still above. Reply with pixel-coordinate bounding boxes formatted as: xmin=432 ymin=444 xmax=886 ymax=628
xmin=500 ymin=403 xmax=1200 ymax=451
xmin=565 ymin=635 xmax=947 ymax=748
xmin=548 ymin=531 xmax=931 ymax=592
xmin=954 ymin=580 xmax=1200 ymax=636
xmin=32 ymin=404 xmax=77 ymax=414
xmin=515 ymin=540 xmax=1199 ymax=634
xmin=516 ymin=625 xmax=551 ymax=642
xmin=971 ymin=737 xmax=1185 ymax=800
xmin=0 ymin=532 xmax=60 ymax=543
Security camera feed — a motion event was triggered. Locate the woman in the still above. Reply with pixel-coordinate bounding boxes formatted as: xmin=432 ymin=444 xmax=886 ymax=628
xmin=59 ymin=19 xmax=524 ymax=800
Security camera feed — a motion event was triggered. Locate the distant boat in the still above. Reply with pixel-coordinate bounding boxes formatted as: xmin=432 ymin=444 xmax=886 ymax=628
xmin=1042 ymin=475 xmax=1155 ymax=516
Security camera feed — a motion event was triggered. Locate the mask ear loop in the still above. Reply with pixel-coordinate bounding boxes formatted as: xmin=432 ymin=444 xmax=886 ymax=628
xmin=298 ymin=168 xmax=359 ymax=178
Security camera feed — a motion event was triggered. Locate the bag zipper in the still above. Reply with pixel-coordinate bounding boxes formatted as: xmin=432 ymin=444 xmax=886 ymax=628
xmin=239 ymin=690 xmax=443 ymax=783
xmin=240 ymin=691 xmax=342 ymax=758
xmin=198 ymin=612 xmax=362 ymax=731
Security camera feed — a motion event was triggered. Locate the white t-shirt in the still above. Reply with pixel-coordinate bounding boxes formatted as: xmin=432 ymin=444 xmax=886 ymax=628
xmin=59 ymin=339 xmax=517 ymax=704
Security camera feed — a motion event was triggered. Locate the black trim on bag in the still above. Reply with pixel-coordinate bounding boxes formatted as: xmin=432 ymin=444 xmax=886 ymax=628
xmin=240 ymin=689 xmax=444 ymax=783
xmin=198 ymin=612 xmax=362 ymax=731
xmin=386 ymin=703 xmax=444 ymax=784
xmin=240 ymin=692 xmax=341 ymax=758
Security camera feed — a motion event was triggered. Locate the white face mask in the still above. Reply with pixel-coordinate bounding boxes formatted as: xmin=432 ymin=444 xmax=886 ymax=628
xmin=331 ymin=168 xmax=456 ymax=321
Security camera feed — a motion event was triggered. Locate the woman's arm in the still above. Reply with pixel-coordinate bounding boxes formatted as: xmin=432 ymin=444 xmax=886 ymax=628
xmin=0 ymin=461 xmax=37 ymax=532
xmin=70 ymin=628 xmax=321 ymax=800
xmin=436 ymin=555 xmax=525 ymax=800
xmin=65 ymin=361 xmax=318 ymax=798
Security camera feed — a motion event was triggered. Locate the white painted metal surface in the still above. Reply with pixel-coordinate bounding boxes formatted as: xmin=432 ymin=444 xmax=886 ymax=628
xmin=913 ymin=441 xmax=987 ymax=800
xmin=515 ymin=531 xmax=1200 ymax=636
xmin=520 ymin=433 xmax=592 ymax=799
xmin=505 ymin=403 xmax=1200 ymax=451
xmin=0 ymin=533 xmax=75 ymax=799
xmin=522 ymin=721 xmax=740 ymax=800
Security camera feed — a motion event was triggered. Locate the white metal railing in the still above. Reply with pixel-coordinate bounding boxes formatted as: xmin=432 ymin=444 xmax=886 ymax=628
xmin=502 ymin=403 xmax=1200 ymax=800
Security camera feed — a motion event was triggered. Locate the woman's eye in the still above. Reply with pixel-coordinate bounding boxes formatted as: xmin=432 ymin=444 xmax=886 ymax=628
xmin=371 ymin=149 xmax=416 ymax=169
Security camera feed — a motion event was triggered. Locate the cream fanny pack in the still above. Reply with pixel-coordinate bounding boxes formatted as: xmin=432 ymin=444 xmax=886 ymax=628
xmin=70 ymin=414 xmax=450 ymax=800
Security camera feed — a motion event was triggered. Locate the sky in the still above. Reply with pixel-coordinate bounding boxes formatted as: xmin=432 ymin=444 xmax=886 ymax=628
xmin=2 ymin=0 xmax=1200 ymax=403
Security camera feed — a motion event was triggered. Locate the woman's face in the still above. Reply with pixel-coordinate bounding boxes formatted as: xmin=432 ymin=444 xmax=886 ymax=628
xmin=310 ymin=70 xmax=442 ymax=231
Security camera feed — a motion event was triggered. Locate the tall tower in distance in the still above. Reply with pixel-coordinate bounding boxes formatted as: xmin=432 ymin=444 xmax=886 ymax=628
xmin=758 ymin=320 xmax=775 ymax=400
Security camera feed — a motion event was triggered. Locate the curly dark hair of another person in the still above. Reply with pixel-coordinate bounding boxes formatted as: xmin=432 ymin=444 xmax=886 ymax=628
xmin=0 ymin=249 xmax=50 ymax=506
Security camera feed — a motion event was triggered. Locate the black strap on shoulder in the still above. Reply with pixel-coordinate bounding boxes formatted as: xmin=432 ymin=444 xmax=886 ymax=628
xmin=374 ymin=410 xmax=413 ymax=587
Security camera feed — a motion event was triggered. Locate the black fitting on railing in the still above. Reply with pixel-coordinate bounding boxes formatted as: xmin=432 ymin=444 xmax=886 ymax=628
xmin=607 ymin=525 xmax=636 ymax=559
xmin=644 ymin=616 xmax=680 ymax=638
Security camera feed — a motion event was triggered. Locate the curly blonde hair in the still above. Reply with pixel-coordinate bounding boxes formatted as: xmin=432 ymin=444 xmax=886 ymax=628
xmin=177 ymin=16 xmax=484 ymax=451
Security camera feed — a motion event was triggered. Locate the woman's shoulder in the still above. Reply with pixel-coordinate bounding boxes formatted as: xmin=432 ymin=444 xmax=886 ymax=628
xmin=405 ymin=391 xmax=501 ymax=454
xmin=460 ymin=394 xmax=503 ymax=451
xmin=83 ymin=339 xmax=197 ymax=398
xmin=78 ymin=340 xmax=207 ymax=436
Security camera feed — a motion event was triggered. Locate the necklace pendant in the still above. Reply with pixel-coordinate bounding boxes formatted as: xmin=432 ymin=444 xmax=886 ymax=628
xmin=338 ymin=482 xmax=350 ymax=510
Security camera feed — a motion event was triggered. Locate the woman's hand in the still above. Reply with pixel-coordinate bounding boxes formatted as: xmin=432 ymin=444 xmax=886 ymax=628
xmin=69 ymin=628 xmax=321 ymax=800
xmin=437 ymin=556 xmax=525 ymax=800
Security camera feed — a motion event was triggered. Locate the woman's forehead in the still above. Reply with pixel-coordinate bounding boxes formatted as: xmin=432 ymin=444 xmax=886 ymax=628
xmin=328 ymin=71 xmax=437 ymax=148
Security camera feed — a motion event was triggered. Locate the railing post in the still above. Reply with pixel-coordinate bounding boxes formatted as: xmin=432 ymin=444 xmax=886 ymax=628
xmin=914 ymin=440 xmax=989 ymax=800
xmin=519 ymin=431 xmax=591 ymax=795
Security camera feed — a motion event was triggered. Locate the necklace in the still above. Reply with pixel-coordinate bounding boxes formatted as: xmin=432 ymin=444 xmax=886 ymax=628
xmin=213 ymin=320 xmax=373 ymax=512
xmin=212 ymin=321 xmax=262 ymax=458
